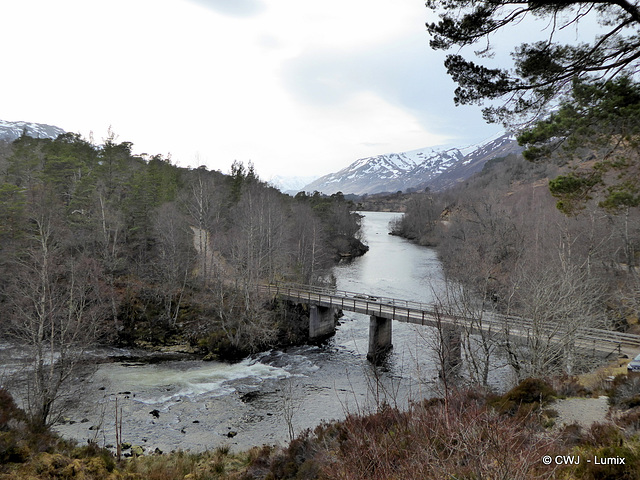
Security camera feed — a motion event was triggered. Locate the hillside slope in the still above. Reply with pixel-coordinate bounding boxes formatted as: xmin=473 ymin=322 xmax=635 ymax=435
xmin=303 ymin=133 xmax=522 ymax=195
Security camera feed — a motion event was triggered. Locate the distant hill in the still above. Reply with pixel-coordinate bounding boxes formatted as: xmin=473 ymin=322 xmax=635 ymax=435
xmin=0 ymin=120 xmax=66 ymax=142
xmin=302 ymin=133 xmax=523 ymax=195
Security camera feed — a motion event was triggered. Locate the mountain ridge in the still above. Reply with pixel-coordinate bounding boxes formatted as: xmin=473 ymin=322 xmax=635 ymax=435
xmin=302 ymin=133 xmax=523 ymax=195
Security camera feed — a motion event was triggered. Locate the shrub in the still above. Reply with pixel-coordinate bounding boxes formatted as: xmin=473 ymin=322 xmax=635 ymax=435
xmin=608 ymin=375 xmax=640 ymax=407
xmin=263 ymin=432 xmax=322 ymax=480
xmin=0 ymin=389 xmax=31 ymax=466
xmin=571 ymin=442 xmax=640 ymax=480
xmin=253 ymin=389 xmax=563 ymax=480
xmin=585 ymin=423 xmax=624 ymax=448
xmin=0 ymin=388 xmax=25 ymax=430
xmin=489 ymin=378 xmax=557 ymax=416
xmin=552 ymin=375 xmax=591 ymax=397
xmin=0 ymin=431 xmax=31 ymax=464
xmin=617 ymin=407 xmax=640 ymax=432
xmin=558 ymin=422 xmax=585 ymax=447
xmin=504 ymin=378 xmax=557 ymax=404
xmin=72 ymin=443 xmax=116 ymax=473
xmin=622 ymin=394 xmax=640 ymax=409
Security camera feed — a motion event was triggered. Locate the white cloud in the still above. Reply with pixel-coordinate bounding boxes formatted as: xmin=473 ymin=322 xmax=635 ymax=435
xmin=1 ymin=0 xmax=494 ymax=178
xmin=187 ymin=0 xmax=265 ymax=17
xmin=187 ymin=90 xmax=450 ymax=176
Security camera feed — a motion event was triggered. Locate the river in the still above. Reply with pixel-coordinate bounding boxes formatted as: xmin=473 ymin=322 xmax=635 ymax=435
xmin=4 ymin=212 xmax=465 ymax=453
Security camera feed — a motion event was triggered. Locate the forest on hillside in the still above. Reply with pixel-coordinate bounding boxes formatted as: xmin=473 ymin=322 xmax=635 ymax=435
xmin=392 ymin=76 xmax=640 ymax=383
xmin=0 ymin=131 xmax=366 ymax=427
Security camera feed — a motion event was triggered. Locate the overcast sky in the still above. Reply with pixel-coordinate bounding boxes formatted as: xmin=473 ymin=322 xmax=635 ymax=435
xmin=3 ymin=0 xmax=503 ymax=179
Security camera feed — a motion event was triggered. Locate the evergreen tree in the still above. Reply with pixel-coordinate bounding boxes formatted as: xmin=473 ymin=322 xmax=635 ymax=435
xmin=426 ymin=0 xmax=640 ymax=125
xmin=518 ymin=76 xmax=640 ymax=215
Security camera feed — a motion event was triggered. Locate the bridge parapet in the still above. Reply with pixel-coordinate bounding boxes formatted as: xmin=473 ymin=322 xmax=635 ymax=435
xmin=259 ymin=283 xmax=640 ymax=362
xmin=258 ymin=283 xmax=438 ymax=323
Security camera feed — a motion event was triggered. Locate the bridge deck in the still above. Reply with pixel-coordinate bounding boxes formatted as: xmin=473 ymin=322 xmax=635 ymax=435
xmin=259 ymin=283 xmax=640 ymax=357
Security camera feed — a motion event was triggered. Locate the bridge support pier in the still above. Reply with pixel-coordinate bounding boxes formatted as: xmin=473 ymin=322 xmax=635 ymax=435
xmin=441 ymin=325 xmax=462 ymax=376
xmin=309 ymin=305 xmax=336 ymax=340
xmin=367 ymin=315 xmax=393 ymax=363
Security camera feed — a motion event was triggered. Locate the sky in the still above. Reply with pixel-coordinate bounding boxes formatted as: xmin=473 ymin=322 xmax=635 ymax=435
xmin=2 ymin=0 xmax=504 ymax=180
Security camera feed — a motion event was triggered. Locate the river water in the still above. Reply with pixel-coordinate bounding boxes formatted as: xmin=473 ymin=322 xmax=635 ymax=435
xmin=3 ymin=212 xmax=464 ymax=453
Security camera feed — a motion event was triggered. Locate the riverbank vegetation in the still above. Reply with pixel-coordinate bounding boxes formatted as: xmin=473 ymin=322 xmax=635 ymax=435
xmin=3 ymin=375 xmax=640 ymax=479
xmin=395 ymin=0 xmax=640 ymax=383
xmin=0 ymin=132 xmax=366 ymax=428
xmin=391 ymin=76 xmax=640 ymax=382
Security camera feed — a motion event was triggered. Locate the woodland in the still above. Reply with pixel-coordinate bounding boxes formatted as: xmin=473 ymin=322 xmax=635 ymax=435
xmin=0 ymin=132 xmax=366 ymax=428
xmin=391 ymin=79 xmax=640 ymax=384
xmin=390 ymin=0 xmax=640 ymax=385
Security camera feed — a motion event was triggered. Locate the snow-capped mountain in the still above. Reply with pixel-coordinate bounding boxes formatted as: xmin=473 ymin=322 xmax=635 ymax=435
xmin=268 ymin=174 xmax=319 ymax=195
xmin=0 ymin=120 xmax=66 ymax=142
xmin=415 ymin=132 xmax=524 ymax=193
xmin=302 ymin=133 xmax=522 ymax=195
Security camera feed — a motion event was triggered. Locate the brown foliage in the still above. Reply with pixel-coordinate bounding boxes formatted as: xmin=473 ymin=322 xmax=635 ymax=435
xmin=252 ymin=389 xmax=562 ymax=480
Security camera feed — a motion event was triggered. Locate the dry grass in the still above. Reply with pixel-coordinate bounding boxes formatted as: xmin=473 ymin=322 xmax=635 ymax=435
xmin=248 ymin=385 xmax=564 ymax=480
xmin=578 ymin=359 xmax=631 ymax=393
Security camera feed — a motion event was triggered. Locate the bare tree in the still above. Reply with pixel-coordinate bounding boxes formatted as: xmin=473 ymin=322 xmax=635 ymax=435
xmin=289 ymin=203 xmax=328 ymax=284
xmin=413 ymin=303 xmax=462 ymax=410
xmin=152 ymin=202 xmax=194 ymax=327
xmin=280 ymin=377 xmax=302 ymax=442
xmin=181 ymin=169 xmax=226 ymax=285
xmin=8 ymin=195 xmax=108 ymax=427
xmin=438 ymin=193 xmax=526 ymax=305
xmin=437 ymin=279 xmax=504 ymax=388
xmin=94 ymin=182 xmax=125 ymax=333
xmin=503 ymin=264 xmax=606 ymax=380
xmin=204 ymin=279 xmax=278 ymax=356
xmin=228 ymin=182 xmax=288 ymax=287
xmin=201 ymin=179 xmax=289 ymax=356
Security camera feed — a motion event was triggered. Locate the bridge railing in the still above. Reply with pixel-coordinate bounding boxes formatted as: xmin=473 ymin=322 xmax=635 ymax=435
xmin=257 ymin=282 xmax=440 ymax=317
xmin=487 ymin=312 xmax=640 ymax=347
xmin=258 ymin=282 xmax=640 ymax=350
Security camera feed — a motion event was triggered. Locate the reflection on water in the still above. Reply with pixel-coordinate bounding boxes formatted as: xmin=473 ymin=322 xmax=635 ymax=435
xmin=334 ymin=211 xmax=445 ymax=302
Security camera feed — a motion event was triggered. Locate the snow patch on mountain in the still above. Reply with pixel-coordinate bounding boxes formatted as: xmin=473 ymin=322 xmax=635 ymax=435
xmin=0 ymin=120 xmax=66 ymax=142
xmin=302 ymin=133 xmax=521 ymax=195
xmin=268 ymin=174 xmax=320 ymax=195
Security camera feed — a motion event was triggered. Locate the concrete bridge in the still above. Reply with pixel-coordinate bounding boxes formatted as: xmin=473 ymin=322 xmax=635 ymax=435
xmin=258 ymin=283 xmax=640 ymax=364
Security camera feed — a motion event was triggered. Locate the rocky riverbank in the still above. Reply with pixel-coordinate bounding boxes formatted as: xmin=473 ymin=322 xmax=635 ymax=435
xmin=52 ymin=356 xmax=297 ymax=455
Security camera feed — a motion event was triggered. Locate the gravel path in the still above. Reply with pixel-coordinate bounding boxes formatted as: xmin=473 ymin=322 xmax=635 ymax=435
xmin=552 ymin=396 xmax=610 ymax=429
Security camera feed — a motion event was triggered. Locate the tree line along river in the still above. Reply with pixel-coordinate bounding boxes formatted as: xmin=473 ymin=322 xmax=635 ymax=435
xmin=2 ymin=211 xmax=509 ymax=453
